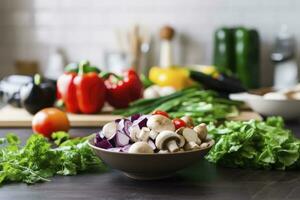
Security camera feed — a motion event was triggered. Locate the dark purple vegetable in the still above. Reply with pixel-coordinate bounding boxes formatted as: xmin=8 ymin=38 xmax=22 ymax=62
xmin=95 ymin=133 xmax=102 ymax=143
xmin=132 ymin=115 xmax=150 ymax=129
xmin=129 ymin=114 xmax=141 ymax=122
xmin=115 ymin=118 xmax=121 ymax=123
xmin=114 ymin=131 xmax=130 ymax=147
xmin=94 ymin=138 xmax=113 ymax=149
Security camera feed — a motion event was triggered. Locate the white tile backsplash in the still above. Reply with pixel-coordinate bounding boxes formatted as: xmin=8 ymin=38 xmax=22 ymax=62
xmin=0 ymin=0 xmax=300 ymax=85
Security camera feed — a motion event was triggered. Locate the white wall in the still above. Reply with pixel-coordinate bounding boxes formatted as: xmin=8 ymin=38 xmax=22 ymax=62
xmin=0 ymin=0 xmax=300 ymax=85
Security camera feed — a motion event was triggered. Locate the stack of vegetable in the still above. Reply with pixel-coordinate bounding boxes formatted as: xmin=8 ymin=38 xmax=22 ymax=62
xmin=207 ymin=117 xmax=300 ymax=170
xmin=94 ymin=112 xmax=211 ymax=154
xmin=213 ymin=27 xmax=260 ymax=88
xmin=56 ymin=60 xmax=144 ymax=114
xmin=0 ymin=132 xmax=104 ymax=184
xmin=114 ymin=87 xmax=240 ymax=124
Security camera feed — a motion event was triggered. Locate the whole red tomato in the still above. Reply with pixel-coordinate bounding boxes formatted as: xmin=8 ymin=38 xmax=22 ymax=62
xmin=32 ymin=108 xmax=70 ymax=138
xmin=172 ymin=118 xmax=187 ymax=130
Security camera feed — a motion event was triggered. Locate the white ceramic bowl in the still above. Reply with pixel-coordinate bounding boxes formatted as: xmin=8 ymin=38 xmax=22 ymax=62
xmin=230 ymin=93 xmax=300 ymax=119
xmin=88 ymin=137 xmax=214 ymax=180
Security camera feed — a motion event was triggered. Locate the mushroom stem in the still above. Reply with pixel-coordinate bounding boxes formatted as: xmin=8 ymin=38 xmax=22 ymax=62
xmin=167 ymin=140 xmax=179 ymax=152
xmin=138 ymin=127 xmax=150 ymax=141
xmin=149 ymin=130 xmax=159 ymax=140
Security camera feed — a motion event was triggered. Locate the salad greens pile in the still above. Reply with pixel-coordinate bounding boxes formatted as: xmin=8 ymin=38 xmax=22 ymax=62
xmin=207 ymin=117 xmax=300 ymax=170
xmin=0 ymin=132 xmax=104 ymax=184
xmin=114 ymin=87 xmax=240 ymax=124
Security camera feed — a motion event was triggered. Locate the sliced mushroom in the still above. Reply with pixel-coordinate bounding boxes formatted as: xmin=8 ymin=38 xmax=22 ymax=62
xmin=128 ymin=124 xmax=140 ymax=142
xmin=102 ymin=121 xmax=117 ymax=140
xmin=182 ymin=128 xmax=201 ymax=144
xmin=158 ymin=150 xmax=169 ymax=154
xmin=147 ymin=115 xmax=175 ymax=132
xmin=177 ymin=127 xmax=201 ymax=150
xmin=180 ymin=116 xmax=194 ymax=127
xmin=200 ymin=142 xmax=209 ymax=149
xmin=149 ymin=130 xmax=159 ymax=140
xmin=193 ymin=123 xmax=207 ymax=141
xmin=128 ymin=142 xmax=154 ymax=154
xmin=178 ymin=135 xmax=185 ymax=147
xmin=184 ymin=141 xmax=200 ymax=150
xmin=137 ymin=127 xmax=150 ymax=141
xmin=155 ymin=130 xmax=181 ymax=152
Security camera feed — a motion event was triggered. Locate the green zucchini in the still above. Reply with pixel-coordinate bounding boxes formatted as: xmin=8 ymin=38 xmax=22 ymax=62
xmin=213 ymin=27 xmax=235 ymax=73
xmin=234 ymin=28 xmax=260 ymax=88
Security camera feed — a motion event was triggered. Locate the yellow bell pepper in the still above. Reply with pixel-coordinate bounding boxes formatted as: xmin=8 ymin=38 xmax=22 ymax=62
xmin=198 ymin=65 xmax=220 ymax=79
xmin=149 ymin=66 xmax=194 ymax=90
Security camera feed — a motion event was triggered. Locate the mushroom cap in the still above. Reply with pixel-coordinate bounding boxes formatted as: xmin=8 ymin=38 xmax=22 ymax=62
xmin=155 ymin=130 xmax=181 ymax=150
xmin=147 ymin=115 xmax=175 ymax=132
xmin=193 ymin=123 xmax=207 ymax=141
xmin=128 ymin=142 xmax=154 ymax=154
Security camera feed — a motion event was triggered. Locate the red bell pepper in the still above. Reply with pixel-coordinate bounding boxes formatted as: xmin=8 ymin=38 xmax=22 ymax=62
xmin=103 ymin=69 xmax=143 ymax=108
xmin=57 ymin=64 xmax=106 ymax=114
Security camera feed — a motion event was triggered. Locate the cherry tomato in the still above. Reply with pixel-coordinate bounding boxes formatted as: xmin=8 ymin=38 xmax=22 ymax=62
xmin=32 ymin=108 xmax=70 ymax=138
xmin=172 ymin=118 xmax=187 ymax=130
xmin=152 ymin=110 xmax=169 ymax=118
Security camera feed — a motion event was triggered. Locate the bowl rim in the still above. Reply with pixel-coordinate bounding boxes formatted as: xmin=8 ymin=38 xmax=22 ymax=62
xmin=88 ymin=136 xmax=215 ymax=156
xmin=246 ymin=98 xmax=300 ymax=103
xmin=230 ymin=92 xmax=300 ymax=103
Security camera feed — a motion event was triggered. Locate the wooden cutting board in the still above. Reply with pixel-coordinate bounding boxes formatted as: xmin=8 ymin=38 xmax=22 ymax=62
xmin=0 ymin=105 xmax=262 ymax=127
xmin=0 ymin=106 xmax=121 ymax=127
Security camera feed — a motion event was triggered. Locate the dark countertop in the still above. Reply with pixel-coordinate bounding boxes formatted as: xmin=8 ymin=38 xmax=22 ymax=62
xmin=1 ymin=123 xmax=300 ymax=200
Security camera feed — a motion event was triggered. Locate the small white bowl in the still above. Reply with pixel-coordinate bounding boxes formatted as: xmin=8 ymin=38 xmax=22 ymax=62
xmin=230 ymin=93 xmax=300 ymax=119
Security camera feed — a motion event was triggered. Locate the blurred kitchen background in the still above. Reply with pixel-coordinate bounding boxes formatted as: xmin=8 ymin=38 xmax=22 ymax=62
xmin=0 ymin=0 xmax=300 ymax=86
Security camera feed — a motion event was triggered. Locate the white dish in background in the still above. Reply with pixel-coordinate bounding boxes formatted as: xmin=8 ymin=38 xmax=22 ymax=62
xmin=230 ymin=93 xmax=300 ymax=119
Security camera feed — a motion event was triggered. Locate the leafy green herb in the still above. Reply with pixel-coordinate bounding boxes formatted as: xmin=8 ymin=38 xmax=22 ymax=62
xmin=0 ymin=133 xmax=104 ymax=185
xmin=206 ymin=117 xmax=300 ymax=170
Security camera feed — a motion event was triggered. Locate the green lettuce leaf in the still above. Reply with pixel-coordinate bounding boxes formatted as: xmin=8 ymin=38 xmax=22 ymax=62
xmin=207 ymin=117 xmax=300 ymax=170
